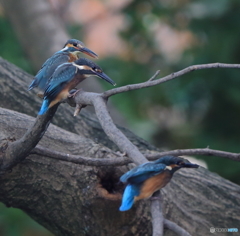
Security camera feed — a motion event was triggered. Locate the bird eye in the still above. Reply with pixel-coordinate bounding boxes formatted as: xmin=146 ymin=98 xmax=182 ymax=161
xmin=93 ymin=67 xmax=102 ymax=73
xmin=73 ymin=43 xmax=78 ymax=47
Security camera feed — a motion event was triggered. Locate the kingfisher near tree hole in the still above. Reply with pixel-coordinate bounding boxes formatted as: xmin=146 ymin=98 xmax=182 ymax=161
xmin=38 ymin=58 xmax=116 ymax=115
xmin=119 ymin=156 xmax=199 ymax=211
xmin=28 ymin=39 xmax=98 ymax=92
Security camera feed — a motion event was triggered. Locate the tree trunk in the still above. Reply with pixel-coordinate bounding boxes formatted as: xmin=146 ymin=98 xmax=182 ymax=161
xmin=0 ymin=0 xmax=68 ymax=69
xmin=0 ymin=57 xmax=240 ymax=236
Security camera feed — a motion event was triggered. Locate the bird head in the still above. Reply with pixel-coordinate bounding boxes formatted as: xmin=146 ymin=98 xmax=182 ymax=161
xmin=72 ymin=58 xmax=116 ymax=86
xmin=155 ymin=156 xmax=199 ymax=172
xmin=62 ymin=39 xmax=98 ymax=58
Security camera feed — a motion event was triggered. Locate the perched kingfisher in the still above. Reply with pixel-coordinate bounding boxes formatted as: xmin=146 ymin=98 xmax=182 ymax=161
xmin=119 ymin=156 xmax=199 ymax=211
xmin=38 ymin=58 xmax=116 ymax=115
xmin=28 ymin=39 xmax=98 ymax=92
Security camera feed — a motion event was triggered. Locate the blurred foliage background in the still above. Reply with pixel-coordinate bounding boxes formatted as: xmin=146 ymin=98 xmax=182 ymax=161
xmin=0 ymin=0 xmax=240 ymax=235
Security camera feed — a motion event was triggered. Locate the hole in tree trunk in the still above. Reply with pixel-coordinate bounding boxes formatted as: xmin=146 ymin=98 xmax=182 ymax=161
xmin=96 ymin=169 xmax=124 ymax=201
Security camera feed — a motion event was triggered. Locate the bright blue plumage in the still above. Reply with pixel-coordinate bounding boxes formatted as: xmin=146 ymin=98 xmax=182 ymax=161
xmin=119 ymin=184 xmax=140 ymax=211
xmin=37 ymin=63 xmax=76 ymax=115
xmin=28 ymin=39 xmax=98 ymax=92
xmin=44 ymin=63 xmax=76 ymax=98
xmin=38 ymin=99 xmax=50 ymax=115
xmin=119 ymin=156 xmax=199 ymax=211
xmin=120 ymin=162 xmax=167 ymax=184
xmin=37 ymin=58 xmax=116 ymax=115
xmin=29 ymin=52 xmax=69 ymax=91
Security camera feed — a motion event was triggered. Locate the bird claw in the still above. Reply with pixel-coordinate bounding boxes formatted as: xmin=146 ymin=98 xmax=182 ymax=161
xmin=68 ymin=88 xmax=82 ymax=98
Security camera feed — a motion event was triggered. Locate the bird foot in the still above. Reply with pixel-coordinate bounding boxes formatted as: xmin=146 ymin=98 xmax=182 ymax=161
xmin=68 ymin=88 xmax=82 ymax=98
xmin=67 ymin=89 xmax=87 ymax=115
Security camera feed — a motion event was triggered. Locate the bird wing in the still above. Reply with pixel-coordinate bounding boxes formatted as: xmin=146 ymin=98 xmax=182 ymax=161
xmin=33 ymin=52 xmax=70 ymax=90
xmin=120 ymin=162 xmax=167 ymax=184
xmin=44 ymin=63 xmax=77 ymax=99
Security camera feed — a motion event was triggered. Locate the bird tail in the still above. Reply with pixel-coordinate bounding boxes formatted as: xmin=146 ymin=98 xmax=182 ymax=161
xmin=119 ymin=184 xmax=140 ymax=211
xmin=38 ymin=99 xmax=50 ymax=115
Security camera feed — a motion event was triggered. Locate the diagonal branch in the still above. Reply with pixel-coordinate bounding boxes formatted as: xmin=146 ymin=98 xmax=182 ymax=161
xmin=0 ymin=105 xmax=59 ymax=172
xmin=164 ymin=219 xmax=191 ymax=236
xmin=73 ymin=91 xmax=148 ymax=165
xmin=103 ymin=63 xmax=240 ymax=98
xmin=72 ymin=90 xmax=191 ymax=236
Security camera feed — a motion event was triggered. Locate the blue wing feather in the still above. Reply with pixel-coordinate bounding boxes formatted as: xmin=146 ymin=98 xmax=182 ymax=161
xmin=29 ymin=52 xmax=70 ymax=91
xmin=120 ymin=162 xmax=167 ymax=184
xmin=119 ymin=184 xmax=141 ymax=211
xmin=44 ymin=63 xmax=76 ymax=100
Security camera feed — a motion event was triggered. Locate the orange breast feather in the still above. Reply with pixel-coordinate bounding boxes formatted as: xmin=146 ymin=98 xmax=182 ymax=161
xmin=135 ymin=171 xmax=172 ymax=201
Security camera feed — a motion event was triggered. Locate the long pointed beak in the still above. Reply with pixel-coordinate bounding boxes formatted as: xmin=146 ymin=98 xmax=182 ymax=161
xmin=79 ymin=47 xmax=98 ymax=59
xmin=180 ymin=163 xmax=199 ymax=168
xmin=94 ymin=71 xmax=116 ymax=86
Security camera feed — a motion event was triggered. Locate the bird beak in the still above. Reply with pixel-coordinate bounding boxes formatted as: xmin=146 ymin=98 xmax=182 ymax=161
xmin=78 ymin=45 xmax=98 ymax=59
xmin=94 ymin=71 xmax=116 ymax=86
xmin=180 ymin=163 xmax=199 ymax=168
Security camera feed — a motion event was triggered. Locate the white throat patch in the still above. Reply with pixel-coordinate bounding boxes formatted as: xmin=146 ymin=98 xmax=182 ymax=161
xmin=165 ymin=166 xmax=172 ymax=171
xmin=61 ymin=46 xmax=69 ymax=51
xmin=72 ymin=63 xmax=86 ymax=70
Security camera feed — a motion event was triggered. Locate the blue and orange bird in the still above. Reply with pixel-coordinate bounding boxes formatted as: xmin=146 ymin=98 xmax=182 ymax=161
xmin=119 ymin=156 xmax=199 ymax=211
xmin=38 ymin=58 xmax=116 ymax=115
xmin=28 ymin=39 xmax=98 ymax=92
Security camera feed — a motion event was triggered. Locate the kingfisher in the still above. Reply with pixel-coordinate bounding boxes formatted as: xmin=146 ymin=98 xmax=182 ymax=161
xmin=28 ymin=39 xmax=98 ymax=92
xmin=38 ymin=58 xmax=116 ymax=115
xmin=119 ymin=156 xmax=199 ymax=211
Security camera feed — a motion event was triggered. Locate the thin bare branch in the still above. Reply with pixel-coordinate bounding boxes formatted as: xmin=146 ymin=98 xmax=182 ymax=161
xmin=146 ymin=148 xmax=240 ymax=162
xmin=31 ymin=146 xmax=240 ymax=168
xmin=31 ymin=145 xmax=131 ymax=166
xmin=103 ymin=63 xmax=240 ymax=98
xmin=148 ymin=70 xmax=160 ymax=81
xmin=164 ymin=219 xmax=192 ymax=236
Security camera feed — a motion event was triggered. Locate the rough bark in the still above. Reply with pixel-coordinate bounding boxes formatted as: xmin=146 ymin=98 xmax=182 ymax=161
xmin=0 ymin=57 xmax=240 ymax=235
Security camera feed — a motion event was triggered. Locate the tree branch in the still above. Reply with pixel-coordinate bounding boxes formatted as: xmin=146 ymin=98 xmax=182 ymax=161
xmin=103 ymin=63 xmax=240 ymax=98
xmin=151 ymin=191 xmax=164 ymax=236
xmin=0 ymin=105 xmax=59 ymax=172
xmin=3 ymin=62 xmax=239 ymax=235
xmin=146 ymin=148 xmax=240 ymax=162
xmin=73 ymin=91 xmax=148 ymax=165
xmin=32 ymin=146 xmax=240 ymax=168
xmin=31 ymin=145 xmax=131 ymax=166
xmin=73 ymin=91 xmax=195 ymax=236
xmin=164 ymin=219 xmax=191 ymax=236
